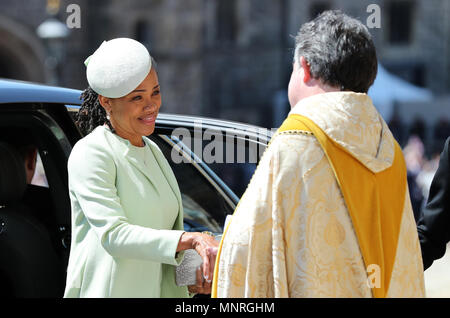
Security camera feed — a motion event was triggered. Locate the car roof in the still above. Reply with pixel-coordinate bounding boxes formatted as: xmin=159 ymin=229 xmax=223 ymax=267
xmin=0 ymin=78 xmax=81 ymax=105
xmin=0 ymin=78 xmax=273 ymax=136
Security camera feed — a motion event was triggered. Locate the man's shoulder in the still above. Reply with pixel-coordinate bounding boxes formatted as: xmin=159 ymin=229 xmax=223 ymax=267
xmin=264 ymin=132 xmax=324 ymax=172
xmin=23 ymin=184 xmax=51 ymax=204
xmin=270 ymin=131 xmax=319 ymax=155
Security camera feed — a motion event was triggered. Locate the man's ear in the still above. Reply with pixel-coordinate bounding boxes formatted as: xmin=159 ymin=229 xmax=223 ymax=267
xmin=98 ymin=95 xmax=112 ymax=113
xmin=300 ymin=56 xmax=311 ymax=83
xmin=25 ymin=148 xmax=37 ymax=172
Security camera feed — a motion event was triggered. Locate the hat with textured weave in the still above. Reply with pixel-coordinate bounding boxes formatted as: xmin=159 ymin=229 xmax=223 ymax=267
xmin=85 ymin=38 xmax=152 ymax=98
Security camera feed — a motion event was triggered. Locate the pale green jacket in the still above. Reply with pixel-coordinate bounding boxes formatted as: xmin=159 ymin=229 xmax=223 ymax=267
xmin=64 ymin=125 xmax=189 ymax=298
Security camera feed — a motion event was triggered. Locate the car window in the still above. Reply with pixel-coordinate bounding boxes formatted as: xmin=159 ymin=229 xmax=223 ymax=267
xmin=31 ymin=152 xmax=49 ymax=188
xmin=149 ymin=134 xmax=233 ymax=233
xmin=0 ymin=122 xmax=70 ymax=257
xmin=0 ymin=127 xmax=48 ymax=188
xmin=206 ymin=137 xmax=261 ymax=198
xmin=169 ymin=126 xmax=270 ymax=198
xmin=65 ymin=105 xmax=80 ymax=126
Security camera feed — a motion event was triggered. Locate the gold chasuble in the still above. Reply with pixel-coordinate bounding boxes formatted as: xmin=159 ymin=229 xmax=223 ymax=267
xmin=212 ymin=92 xmax=425 ymax=298
xmin=276 ymin=114 xmax=405 ymax=298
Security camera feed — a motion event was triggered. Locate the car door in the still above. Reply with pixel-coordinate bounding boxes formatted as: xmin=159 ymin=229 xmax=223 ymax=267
xmin=150 ymin=115 xmax=274 ymax=234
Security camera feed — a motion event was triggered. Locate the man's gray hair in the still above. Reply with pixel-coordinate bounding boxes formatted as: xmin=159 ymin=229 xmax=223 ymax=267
xmin=293 ymin=10 xmax=377 ymax=93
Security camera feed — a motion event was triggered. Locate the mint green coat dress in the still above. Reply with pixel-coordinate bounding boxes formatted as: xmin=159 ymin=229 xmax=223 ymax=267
xmin=63 ymin=125 xmax=189 ymax=298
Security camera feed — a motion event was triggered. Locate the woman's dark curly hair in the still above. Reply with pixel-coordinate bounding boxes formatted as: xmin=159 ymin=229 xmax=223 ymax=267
xmin=75 ymin=87 xmax=115 ymax=136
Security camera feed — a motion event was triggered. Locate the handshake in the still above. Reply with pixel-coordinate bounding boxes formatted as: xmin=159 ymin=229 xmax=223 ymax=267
xmin=176 ymin=231 xmax=220 ymax=294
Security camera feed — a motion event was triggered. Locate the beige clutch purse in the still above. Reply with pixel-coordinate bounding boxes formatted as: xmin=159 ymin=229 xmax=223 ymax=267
xmin=175 ymin=248 xmax=203 ymax=286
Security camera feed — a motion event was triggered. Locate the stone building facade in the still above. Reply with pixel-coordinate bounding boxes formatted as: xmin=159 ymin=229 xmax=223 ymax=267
xmin=1 ymin=0 xmax=449 ymax=128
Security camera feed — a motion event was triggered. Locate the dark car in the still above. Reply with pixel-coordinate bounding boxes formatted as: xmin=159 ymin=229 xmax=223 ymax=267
xmin=0 ymin=79 xmax=273 ymax=297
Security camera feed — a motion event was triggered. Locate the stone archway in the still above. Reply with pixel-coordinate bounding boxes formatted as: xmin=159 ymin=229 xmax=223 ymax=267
xmin=0 ymin=14 xmax=50 ymax=83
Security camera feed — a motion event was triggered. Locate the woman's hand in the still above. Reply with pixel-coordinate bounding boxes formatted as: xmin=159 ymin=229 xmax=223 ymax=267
xmin=188 ymin=266 xmax=212 ymax=295
xmin=191 ymin=232 xmax=219 ymax=284
xmin=177 ymin=232 xmax=219 ymax=285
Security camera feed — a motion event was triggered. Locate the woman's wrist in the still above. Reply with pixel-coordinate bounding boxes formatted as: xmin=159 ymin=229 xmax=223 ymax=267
xmin=176 ymin=231 xmax=196 ymax=252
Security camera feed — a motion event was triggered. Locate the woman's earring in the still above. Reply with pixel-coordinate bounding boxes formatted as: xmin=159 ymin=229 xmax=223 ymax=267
xmin=106 ymin=112 xmax=110 ymax=120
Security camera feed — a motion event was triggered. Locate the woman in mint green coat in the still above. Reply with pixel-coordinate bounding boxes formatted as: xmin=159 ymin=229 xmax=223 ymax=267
xmin=64 ymin=38 xmax=218 ymax=298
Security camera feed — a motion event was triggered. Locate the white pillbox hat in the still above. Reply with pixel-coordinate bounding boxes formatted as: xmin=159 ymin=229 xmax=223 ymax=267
xmin=85 ymin=38 xmax=152 ymax=98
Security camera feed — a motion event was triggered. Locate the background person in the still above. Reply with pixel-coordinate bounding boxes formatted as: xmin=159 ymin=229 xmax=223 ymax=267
xmin=0 ymin=133 xmax=57 ymax=249
xmin=417 ymin=137 xmax=450 ymax=270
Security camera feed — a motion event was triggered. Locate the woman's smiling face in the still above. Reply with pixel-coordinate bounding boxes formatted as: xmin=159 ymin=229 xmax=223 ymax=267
xmin=99 ymin=68 xmax=161 ymax=146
